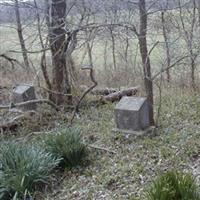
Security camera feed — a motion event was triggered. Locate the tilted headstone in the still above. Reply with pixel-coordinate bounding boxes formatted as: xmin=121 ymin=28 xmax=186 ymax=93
xmin=12 ymin=85 xmax=36 ymax=110
xmin=114 ymin=97 xmax=150 ymax=132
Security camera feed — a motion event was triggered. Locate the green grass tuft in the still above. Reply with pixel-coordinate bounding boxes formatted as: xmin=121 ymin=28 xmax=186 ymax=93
xmin=146 ymin=170 xmax=200 ymax=200
xmin=0 ymin=141 xmax=60 ymax=199
xmin=43 ymin=128 xmax=87 ymax=168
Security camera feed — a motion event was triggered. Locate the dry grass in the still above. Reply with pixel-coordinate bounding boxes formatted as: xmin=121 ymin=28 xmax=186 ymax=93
xmin=36 ymin=89 xmax=200 ymax=200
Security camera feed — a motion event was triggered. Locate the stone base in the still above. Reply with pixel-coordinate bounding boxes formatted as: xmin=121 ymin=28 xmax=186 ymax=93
xmin=112 ymin=126 xmax=156 ymax=137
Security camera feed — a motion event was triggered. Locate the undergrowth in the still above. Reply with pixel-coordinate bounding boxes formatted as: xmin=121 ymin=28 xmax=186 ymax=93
xmin=43 ymin=128 xmax=87 ymax=168
xmin=0 ymin=141 xmax=60 ymax=199
xmin=146 ymin=170 xmax=200 ymax=200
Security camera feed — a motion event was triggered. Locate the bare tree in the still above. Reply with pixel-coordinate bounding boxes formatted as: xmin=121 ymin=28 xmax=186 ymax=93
xmin=161 ymin=10 xmax=171 ymax=83
xmin=177 ymin=0 xmax=198 ymax=89
xmin=14 ymin=0 xmax=30 ymax=72
xmin=138 ymin=0 xmax=154 ymax=125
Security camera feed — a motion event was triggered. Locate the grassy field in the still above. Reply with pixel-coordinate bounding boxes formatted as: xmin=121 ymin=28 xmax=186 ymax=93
xmin=27 ymin=89 xmax=199 ymax=200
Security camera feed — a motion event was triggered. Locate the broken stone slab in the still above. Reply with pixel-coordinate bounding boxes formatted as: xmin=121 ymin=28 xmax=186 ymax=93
xmin=12 ymin=85 xmax=37 ymax=110
xmin=114 ymin=96 xmax=150 ymax=133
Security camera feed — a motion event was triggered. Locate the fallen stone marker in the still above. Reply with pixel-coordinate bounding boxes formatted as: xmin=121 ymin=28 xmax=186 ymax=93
xmin=12 ymin=85 xmax=36 ymax=110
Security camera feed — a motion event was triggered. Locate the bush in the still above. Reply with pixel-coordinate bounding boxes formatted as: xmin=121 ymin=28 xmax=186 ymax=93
xmin=0 ymin=141 xmax=60 ymax=199
xmin=146 ymin=170 xmax=200 ymax=200
xmin=43 ymin=128 xmax=87 ymax=168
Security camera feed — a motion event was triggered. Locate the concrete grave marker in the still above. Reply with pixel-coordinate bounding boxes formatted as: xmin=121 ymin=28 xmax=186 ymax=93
xmin=12 ymin=85 xmax=36 ymax=110
xmin=114 ymin=97 xmax=150 ymax=133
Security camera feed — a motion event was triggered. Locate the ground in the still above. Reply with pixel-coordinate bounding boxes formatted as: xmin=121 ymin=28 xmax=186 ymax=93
xmin=38 ymin=89 xmax=200 ymax=200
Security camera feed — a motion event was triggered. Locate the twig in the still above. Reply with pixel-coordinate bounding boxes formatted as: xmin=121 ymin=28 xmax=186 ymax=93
xmin=70 ymin=67 xmax=98 ymax=124
xmin=87 ymin=144 xmax=117 ymax=154
xmin=0 ymin=110 xmax=37 ymax=130
xmin=0 ymin=54 xmax=24 ymax=69
xmin=39 ymin=86 xmax=72 ymax=97
xmin=152 ymin=55 xmax=189 ymax=80
xmin=0 ymin=99 xmax=59 ymax=111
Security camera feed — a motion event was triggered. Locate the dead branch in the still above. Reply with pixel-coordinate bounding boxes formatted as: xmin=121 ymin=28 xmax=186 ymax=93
xmin=39 ymin=86 xmax=72 ymax=97
xmin=0 ymin=99 xmax=59 ymax=111
xmin=70 ymin=67 xmax=98 ymax=124
xmin=152 ymin=56 xmax=190 ymax=80
xmin=0 ymin=54 xmax=24 ymax=69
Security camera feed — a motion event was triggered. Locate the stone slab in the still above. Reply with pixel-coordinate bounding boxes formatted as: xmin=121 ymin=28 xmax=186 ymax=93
xmin=12 ymin=85 xmax=36 ymax=110
xmin=114 ymin=96 xmax=150 ymax=131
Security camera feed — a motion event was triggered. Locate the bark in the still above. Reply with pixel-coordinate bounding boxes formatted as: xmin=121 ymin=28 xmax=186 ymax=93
xmin=47 ymin=0 xmax=71 ymax=105
xmin=14 ymin=0 xmax=30 ymax=72
xmin=102 ymin=87 xmax=139 ymax=102
xmin=91 ymin=88 xmax=118 ymax=95
xmin=138 ymin=0 xmax=154 ymax=125
xmin=161 ymin=11 xmax=171 ymax=83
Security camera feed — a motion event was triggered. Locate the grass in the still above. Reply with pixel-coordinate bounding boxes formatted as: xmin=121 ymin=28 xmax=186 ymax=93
xmin=0 ymin=141 xmax=60 ymax=199
xmin=40 ymin=89 xmax=200 ymax=200
xmin=43 ymin=128 xmax=87 ymax=168
xmin=146 ymin=170 xmax=200 ymax=200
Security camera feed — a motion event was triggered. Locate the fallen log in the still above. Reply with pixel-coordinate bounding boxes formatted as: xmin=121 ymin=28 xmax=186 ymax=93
xmin=91 ymin=88 xmax=118 ymax=95
xmin=102 ymin=86 xmax=139 ymax=102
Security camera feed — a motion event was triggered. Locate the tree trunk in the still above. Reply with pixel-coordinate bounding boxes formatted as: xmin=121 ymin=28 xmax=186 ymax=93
xmin=14 ymin=0 xmax=30 ymax=72
xmin=138 ymin=0 xmax=154 ymax=125
xmin=109 ymin=27 xmax=117 ymax=70
xmin=161 ymin=11 xmax=171 ymax=83
xmin=104 ymin=40 xmax=108 ymax=70
xmin=198 ymin=0 xmax=200 ymax=26
xmin=124 ymin=28 xmax=129 ymax=70
xmin=48 ymin=0 xmax=71 ymax=105
xmin=190 ymin=56 xmax=195 ymax=90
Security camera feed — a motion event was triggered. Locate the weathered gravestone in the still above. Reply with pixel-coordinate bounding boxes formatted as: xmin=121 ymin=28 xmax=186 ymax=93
xmin=12 ymin=85 xmax=36 ymax=110
xmin=114 ymin=97 xmax=150 ymax=133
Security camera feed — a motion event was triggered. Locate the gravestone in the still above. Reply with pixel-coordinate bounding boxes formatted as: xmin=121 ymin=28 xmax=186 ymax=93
xmin=114 ymin=97 xmax=150 ymax=133
xmin=12 ymin=85 xmax=36 ymax=110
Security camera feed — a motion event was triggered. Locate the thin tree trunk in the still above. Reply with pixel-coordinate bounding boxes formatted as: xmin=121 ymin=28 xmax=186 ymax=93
xmin=14 ymin=0 xmax=30 ymax=72
xmin=104 ymin=40 xmax=108 ymax=70
xmin=138 ymin=0 xmax=154 ymax=125
xmin=124 ymin=29 xmax=129 ymax=70
xmin=110 ymin=27 xmax=117 ymax=70
xmin=34 ymin=0 xmax=52 ymax=91
xmin=190 ymin=56 xmax=195 ymax=89
xmin=161 ymin=11 xmax=171 ymax=83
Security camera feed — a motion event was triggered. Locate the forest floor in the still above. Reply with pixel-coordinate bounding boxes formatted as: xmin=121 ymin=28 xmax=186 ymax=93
xmin=41 ymin=89 xmax=199 ymax=200
xmin=0 ymin=88 xmax=199 ymax=200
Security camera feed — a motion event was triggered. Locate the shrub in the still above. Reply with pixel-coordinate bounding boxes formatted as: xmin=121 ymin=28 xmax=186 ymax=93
xmin=43 ymin=128 xmax=87 ymax=168
xmin=0 ymin=141 xmax=60 ymax=199
xmin=146 ymin=170 xmax=200 ymax=200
